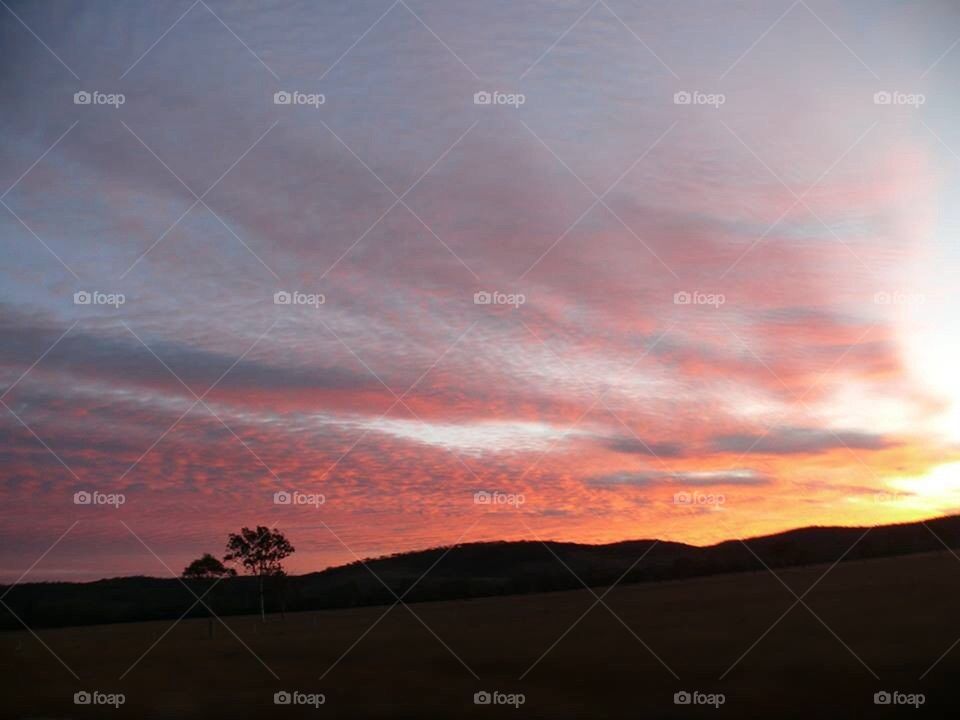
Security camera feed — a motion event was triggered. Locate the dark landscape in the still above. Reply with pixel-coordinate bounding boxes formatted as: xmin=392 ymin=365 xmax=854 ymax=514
xmin=4 ymin=516 xmax=960 ymax=717
xmin=5 ymin=539 xmax=960 ymax=718
xmin=6 ymin=514 xmax=960 ymax=631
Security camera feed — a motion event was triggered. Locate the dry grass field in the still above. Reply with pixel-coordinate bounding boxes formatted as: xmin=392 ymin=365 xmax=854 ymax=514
xmin=4 ymin=549 xmax=960 ymax=718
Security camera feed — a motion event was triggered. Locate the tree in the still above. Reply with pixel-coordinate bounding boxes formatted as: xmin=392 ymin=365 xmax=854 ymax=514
xmin=182 ymin=553 xmax=236 ymax=637
xmin=224 ymin=526 xmax=295 ymax=622
xmin=183 ymin=553 xmax=237 ymax=580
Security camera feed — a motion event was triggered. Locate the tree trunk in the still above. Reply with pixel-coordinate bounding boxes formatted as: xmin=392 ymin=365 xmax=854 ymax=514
xmin=258 ymin=574 xmax=265 ymax=623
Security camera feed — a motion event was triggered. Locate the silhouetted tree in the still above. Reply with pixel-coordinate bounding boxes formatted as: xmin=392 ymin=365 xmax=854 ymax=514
xmin=182 ymin=553 xmax=236 ymax=636
xmin=183 ymin=553 xmax=236 ymax=580
xmin=224 ymin=526 xmax=294 ymax=622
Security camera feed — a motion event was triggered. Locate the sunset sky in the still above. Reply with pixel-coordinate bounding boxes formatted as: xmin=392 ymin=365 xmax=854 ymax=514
xmin=2 ymin=0 xmax=960 ymax=581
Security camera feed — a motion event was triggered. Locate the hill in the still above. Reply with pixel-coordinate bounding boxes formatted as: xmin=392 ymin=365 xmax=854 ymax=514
xmin=3 ymin=513 xmax=960 ymax=631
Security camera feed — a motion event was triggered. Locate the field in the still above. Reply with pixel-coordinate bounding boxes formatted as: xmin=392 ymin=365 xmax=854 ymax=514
xmin=4 ymin=549 xmax=960 ymax=718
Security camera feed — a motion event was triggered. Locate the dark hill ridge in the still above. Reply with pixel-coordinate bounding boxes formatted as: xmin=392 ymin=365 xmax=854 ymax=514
xmin=4 ymin=514 xmax=960 ymax=631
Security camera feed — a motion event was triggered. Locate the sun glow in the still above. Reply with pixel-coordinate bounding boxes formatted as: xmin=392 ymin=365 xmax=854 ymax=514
xmin=889 ymin=462 xmax=960 ymax=511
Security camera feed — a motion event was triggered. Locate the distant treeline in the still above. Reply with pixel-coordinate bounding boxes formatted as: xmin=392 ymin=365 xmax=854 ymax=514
xmin=4 ymin=514 xmax=960 ymax=631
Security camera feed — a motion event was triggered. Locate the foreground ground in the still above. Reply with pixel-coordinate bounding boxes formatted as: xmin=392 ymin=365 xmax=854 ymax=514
xmin=4 ymin=549 xmax=960 ymax=718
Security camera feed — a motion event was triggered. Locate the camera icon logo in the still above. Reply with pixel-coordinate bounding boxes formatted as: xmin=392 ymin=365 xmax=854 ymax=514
xmin=74 ymin=291 xmax=92 ymax=305
xmin=673 ymin=291 xmax=691 ymax=305
xmin=274 ymin=91 xmax=292 ymax=105
xmin=874 ymin=691 xmax=891 ymax=705
xmin=474 ymin=91 xmax=492 ymax=105
xmin=474 ymin=691 xmax=492 ymax=705
xmin=74 ymin=691 xmax=92 ymax=705
xmin=873 ymin=91 xmax=892 ymax=105
xmin=74 ymin=490 xmax=92 ymax=505
xmin=674 ymin=91 xmax=692 ymax=105
xmin=274 ymin=290 xmax=292 ymax=305
xmin=474 ymin=491 xmax=492 ymax=505
xmin=274 ymin=491 xmax=292 ymax=505
xmin=674 ymin=690 xmax=692 ymax=705
xmin=74 ymin=91 xmax=92 ymax=105
xmin=274 ymin=690 xmax=292 ymax=705
xmin=474 ymin=291 xmax=492 ymax=305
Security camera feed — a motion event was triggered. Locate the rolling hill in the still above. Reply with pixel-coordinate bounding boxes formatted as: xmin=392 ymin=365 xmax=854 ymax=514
xmin=3 ymin=513 xmax=960 ymax=631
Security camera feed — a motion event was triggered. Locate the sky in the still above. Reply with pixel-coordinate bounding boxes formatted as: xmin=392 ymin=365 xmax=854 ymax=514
xmin=2 ymin=0 xmax=960 ymax=581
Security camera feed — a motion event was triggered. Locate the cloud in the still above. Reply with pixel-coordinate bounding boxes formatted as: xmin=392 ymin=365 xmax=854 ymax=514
xmin=710 ymin=427 xmax=894 ymax=455
xmin=0 ymin=305 xmax=378 ymax=399
xmin=588 ymin=469 xmax=770 ymax=487
xmin=601 ymin=436 xmax=687 ymax=458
